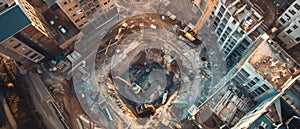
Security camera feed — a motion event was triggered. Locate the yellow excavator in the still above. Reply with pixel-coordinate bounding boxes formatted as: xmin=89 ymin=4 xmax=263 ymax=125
xmin=115 ymin=76 xmax=143 ymax=94
xmin=136 ymin=103 xmax=155 ymax=114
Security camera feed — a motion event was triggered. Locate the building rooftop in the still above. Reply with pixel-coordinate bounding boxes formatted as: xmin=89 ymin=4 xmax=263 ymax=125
xmin=248 ymin=0 xmax=295 ymax=30
xmin=248 ymin=41 xmax=299 ymax=89
xmin=214 ymin=87 xmax=255 ymax=127
xmin=0 ymin=5 xmax=31 ymax=42
xmin=42 ymin=5 xmax=80 ymax=45
xmin=264 ymin=101 xmax=281 ymax=124
xmin=239 ymin=14 xmax=259 ymax=32
xmin=233 ymin=77 xmax=300 ymax=129
xmin=227 ymin=1 xmax=262 ymax=33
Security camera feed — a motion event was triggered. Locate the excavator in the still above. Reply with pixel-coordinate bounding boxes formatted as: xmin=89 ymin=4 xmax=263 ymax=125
xmin=136 ymin=103 xmax=156 ymax=114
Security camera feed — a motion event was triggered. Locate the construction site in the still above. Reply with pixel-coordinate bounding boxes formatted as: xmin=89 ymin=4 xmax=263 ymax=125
xmin=3 ymin=0 xmax=300 ymax=129
xmin=64 ymin=0 xmax=230 ymax=128
xmin=0 ymin=0 xmax=228 ymax=128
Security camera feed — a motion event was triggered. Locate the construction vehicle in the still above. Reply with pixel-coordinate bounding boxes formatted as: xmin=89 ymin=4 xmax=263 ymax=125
xmin=131 ymin=82 xmax=142 ymax=94
xmin=116 ymin=76 xmax=143 ymax=94
xmin=184 ymin=32 xmax=196 ymax=41
xmin=114 ymin=23 xmax=128 ymax=41
xmin=121 ymin=23 xmax=128 ymax=30
xmin=178 ymin=23 xmax=202 ymax=47
xmin=182 ymin=23 xmax=197 ymax=40
xmin=136 ymin=103 xmax=155 ymax=114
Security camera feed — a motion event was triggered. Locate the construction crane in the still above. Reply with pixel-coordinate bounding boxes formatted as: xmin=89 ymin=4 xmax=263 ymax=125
xmin=194 ymin=0 xmax=219 ymax=31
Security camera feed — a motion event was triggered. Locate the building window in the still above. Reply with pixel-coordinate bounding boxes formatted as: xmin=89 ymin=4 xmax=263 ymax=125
xmin=29 ymin=53 xmax=38 ymax=59
xmin=294 ymin=3 xmax=300 ymax=10
xmin=215 ymin=16 xmax=220 ymax=21
xmin=9 ymin=39 xmax=14 ymax=42
xmin=72 ymin=13 xmax=76 ymax=17
xmin=25 ymin=50 xmax=33 ymax=57
xmin=74 ymin=4 xmax=78 ymax=8
xmin=253 ymin=77 xmax=260 ymax=82
xmin=79 ymin=24 xmax=84 ymax=28
xmin=289 ymin=9 xmax=296 ymax=15
xmin=280 ymin=18 xmax=286 ymax=24
xmin=217 ymin=12 xmax=222 ymax=18
xmin=225 ymin=12 xmax=231 ymax=19
xmin=285 ymin=13 xmax=291 ymax=20
xmin=287 ymin=29 xmax=292 ymax=34
xmin=248 ymin=80 xmax=256 ymax=87
xmin=75 ymin=19 xmax=80 ymax=23
xmin=13 ymin=43 xmax=21 ymax=49
xmin=262 ymin=84 xmax=270 ymax=90
xmin=232 ymin=19 xmax=237 ymax=25
xmin=293 ymin=24 xmax=298 ymax=29
xmin=34 ymin=56 xmax=42 ymax=62
xmin=240 ymin=69 xmax=250 ymax=77
xmin=220 ymin=5 xmax=225 ymax=13
xmin=257 ymin=87 xmax=265 ymax=94
xmin=81 ymin=16 xmax=86 ymax=20
xmin=296 ymin=37 xmax=300 ymax=42
xmin=254 ymin=88 xmax=262 ymax=95
xmin=96 ymin=4 xmax=100 ymax=8
xmin=213 ymin=21 xmax=218 ymax=27
xmin=68 ymin=8 xmax=72 ymax=12
xmin=77 ymin=10 xmax=83 ymax=15
xmin=63 ymin=1 xmax=68 ymax=5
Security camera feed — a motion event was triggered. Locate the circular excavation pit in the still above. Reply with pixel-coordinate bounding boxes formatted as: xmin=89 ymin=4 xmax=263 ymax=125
xmin=111 ymin=48 xmax=181 ymax=118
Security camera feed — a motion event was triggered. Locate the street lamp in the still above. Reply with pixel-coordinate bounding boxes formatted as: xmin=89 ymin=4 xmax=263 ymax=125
xmin=285 ymin=115 xmax=300 ymax=129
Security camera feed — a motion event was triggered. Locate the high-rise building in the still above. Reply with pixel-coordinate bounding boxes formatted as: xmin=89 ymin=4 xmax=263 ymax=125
xmin=0 ymin=0 xmax=83 ymax=68
xmin=276 ymin=0 xmax=300 ymax=49
xmin=213 ymin=87 xmax=255 ymax=127
xmin=276 ymin=0 xmax=300 ymax=29
xmin=43 ymin=0 xmax=116 ymax=29
xmin=211 ymin=33 xmax=300 ymax=127
xmin=210 ymin=0 xmax=265 ymax=68
xmin=233 ymin=75 xmax=300 ymax=129
xmin=0 ymin=1 xmax=58 ymax=67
